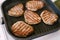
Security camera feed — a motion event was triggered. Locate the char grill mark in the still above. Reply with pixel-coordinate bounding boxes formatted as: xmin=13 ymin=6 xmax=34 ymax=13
xmin=24 ymin=10 xmax=41 ymax=24
xmin=40 ymin=10 xmax=58 ymax=25
xmin=8 ymin=3 xmax=24 ymax=17
xmin=11 ymin=21 xmax=34 ymax=37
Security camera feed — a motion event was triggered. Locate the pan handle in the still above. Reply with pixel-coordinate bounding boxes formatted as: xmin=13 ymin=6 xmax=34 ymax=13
xmin=2 ymin=17 xmax=4 ymax=24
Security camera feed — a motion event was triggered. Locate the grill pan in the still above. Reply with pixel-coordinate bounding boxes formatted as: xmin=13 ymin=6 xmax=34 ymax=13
xmin=1 ymin=0 xmax=60 ymax=40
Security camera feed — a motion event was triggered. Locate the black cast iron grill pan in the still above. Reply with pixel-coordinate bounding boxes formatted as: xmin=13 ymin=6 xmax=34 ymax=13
xmin=2 ymin=0 xmax=60 ymax=40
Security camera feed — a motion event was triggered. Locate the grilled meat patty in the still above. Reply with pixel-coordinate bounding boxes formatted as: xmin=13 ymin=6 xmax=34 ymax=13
xmin=8 ymin=3 xmax=24 ymax=17
xmin=24 ymin=10 xmax=41 ymax=24
xmin=26 ymin=1 xmax=44 ymax=11
xmin=40 ymin=10 xmax=58 ymax=25
xmin=11 ymin=21 xmax=34 ymax=37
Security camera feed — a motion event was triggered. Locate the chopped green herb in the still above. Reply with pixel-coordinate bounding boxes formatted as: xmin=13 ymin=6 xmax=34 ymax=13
xmin=55 ymin=0 xmax=60 ymax=9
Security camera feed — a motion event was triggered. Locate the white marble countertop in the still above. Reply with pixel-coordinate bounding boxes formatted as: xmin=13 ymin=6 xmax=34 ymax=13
xmin=0 ymin=0 xmax=60 ymax=40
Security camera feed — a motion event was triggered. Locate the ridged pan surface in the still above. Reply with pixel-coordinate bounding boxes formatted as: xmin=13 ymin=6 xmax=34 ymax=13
xmin=2 ymin=0 xmax=60 ymax=40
